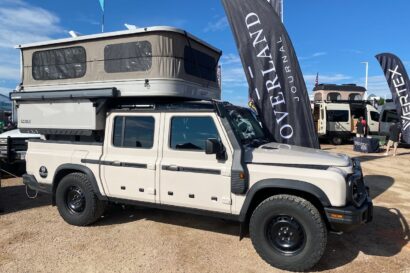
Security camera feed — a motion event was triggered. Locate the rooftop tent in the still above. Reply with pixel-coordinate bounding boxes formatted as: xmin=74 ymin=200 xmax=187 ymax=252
xmin=16 ymin=26 xmax=222 ymax=100
xmin=11 ymin=27 xmax=223 ymax=135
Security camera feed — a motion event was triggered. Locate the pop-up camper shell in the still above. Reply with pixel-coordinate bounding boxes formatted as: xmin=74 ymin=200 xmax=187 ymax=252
xmin=11 ymin=26 xmax=222 ymax=136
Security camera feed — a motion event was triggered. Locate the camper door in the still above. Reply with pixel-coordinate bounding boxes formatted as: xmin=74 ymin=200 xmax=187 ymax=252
xmin=318 ymin=104 xmax=326 ymax=135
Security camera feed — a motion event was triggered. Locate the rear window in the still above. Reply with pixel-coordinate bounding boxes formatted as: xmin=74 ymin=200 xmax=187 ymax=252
xmin=113 ymin=116 xmax=155 ymax=149
xmin=104 ymin=41 xmax=152 ymax=73
xmin=327 ymin=110 xmax=349 ymax=122
xmin=382 ymin=110 xmax=399 ymax=123
xmin=32 ymin=46 xmax=86 ymax=80
xmin=184 ymin=47 xmax=217 ymax=82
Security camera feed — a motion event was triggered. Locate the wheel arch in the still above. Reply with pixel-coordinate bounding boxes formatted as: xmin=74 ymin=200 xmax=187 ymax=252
xmin=239 ymin=179 xmax=331 ymax=223
xmin=52 ymin=163 xmax=107 ymax=205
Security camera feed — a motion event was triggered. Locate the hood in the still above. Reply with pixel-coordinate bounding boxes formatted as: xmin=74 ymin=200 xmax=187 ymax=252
xmin=245 ymin=142 xmax=350 ymax=167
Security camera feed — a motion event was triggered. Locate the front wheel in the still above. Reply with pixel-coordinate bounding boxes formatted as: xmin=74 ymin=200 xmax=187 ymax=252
xmin=249 ymin=194 xmax=327 ymax=272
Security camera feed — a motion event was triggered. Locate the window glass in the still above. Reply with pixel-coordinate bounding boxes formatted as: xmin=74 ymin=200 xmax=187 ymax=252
xmin=327 ymin=110 xmax=349 ymax=122
xmin=370 ymin=111 xmax=380 ymax=122
xmin=349 ymin=93 xmax=362 ymax=101
xmin=104 ymin=41 xmax=152 ymax=73
xmin=170 ymin=117 xmax=219 ymax=151
xmin=184 ymin=47 xmax=217 ymax=82
xmin=382 ymin=110 xmax=399 ymax=123
xmin=327 ymin=93 xmax=341 ymax=101
xmin=32 ymin=46 xmax=86 ymax=80
xmin=113 ymin=116 xmax=154 ymax=149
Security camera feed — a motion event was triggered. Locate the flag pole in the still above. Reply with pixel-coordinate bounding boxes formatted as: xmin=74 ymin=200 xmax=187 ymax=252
xmin=101 ymin=0 xmax=105 ymax=32
xmin=281 ymin=0 xmax=284 ymax=22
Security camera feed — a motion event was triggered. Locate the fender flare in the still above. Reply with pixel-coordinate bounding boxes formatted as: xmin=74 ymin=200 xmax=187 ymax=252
xmin=53 ymin=163 xmax=108 ymax=201
xmin=239 ymin=179 xmax=332 ymax=222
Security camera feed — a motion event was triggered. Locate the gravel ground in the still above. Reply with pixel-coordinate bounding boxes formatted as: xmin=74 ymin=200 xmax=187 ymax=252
xmin=0 ymin=144 xmax=409 ymax=273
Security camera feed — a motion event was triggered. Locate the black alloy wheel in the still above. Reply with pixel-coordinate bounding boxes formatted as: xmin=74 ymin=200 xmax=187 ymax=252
xmin=266 ymin=215 xmax=306 ymax=255
xmin=65 ymin=186 xmax=86 ymax=214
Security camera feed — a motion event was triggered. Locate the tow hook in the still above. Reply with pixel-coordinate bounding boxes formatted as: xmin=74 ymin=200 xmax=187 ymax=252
xmin=25 ymin=185 xmax=38 ymax=199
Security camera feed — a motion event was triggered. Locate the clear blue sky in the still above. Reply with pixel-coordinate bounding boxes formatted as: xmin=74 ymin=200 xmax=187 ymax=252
xmin=0 ymin=0 xmax=409 ymax=105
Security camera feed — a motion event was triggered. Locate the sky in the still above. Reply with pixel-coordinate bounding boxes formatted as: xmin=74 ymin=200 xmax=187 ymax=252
xmin=0 ymin=0 xmax=409 ymax=106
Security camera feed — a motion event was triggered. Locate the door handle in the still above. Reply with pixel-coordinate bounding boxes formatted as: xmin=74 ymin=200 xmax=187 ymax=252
xmin=167 ymin=165 xmax=179 ymax=172
xmin=112 ymin=161 xmax=122 ymax=167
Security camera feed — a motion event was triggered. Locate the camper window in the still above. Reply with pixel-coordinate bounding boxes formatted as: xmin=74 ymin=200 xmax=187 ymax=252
xmin=32 ymin=46 xmax=86 ymax=80
xmin=184 ymin=47 xmax=217 ymax=82
xmin=104 ymin=41 xmax=152 ymax=73
xmin=370 ymin=111 xmax=380 ymax=122
xmin=113 ymin=116 xmax=155 ymax=149
xmin=327 ymin=110 xmax=349 ymax=122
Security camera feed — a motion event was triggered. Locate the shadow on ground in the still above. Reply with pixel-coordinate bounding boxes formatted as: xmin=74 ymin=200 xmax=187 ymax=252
xmin=0 ymin=185 xmax=51 ymax=215
xmin=314 ymin=206 xmax=409 ymax=271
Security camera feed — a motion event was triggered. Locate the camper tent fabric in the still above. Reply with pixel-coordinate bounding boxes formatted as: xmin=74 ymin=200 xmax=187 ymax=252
xmin=21 ymin=31 xmax=221 ymax=93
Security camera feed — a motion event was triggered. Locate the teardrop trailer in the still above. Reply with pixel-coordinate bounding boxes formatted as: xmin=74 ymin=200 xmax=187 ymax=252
xmin=12 ymin=26 xmax=373 ymax=272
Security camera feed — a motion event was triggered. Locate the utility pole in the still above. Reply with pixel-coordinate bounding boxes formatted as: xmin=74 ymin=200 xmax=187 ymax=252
xmin=361 ymin=62 xmax=369 ymax=100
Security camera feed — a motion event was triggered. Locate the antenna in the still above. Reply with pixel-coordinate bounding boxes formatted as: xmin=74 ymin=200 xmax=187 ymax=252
xmin=124 ymin=24 xmax=138 ymax=30
xmin=68 ymin=31 xmax=81 ymax=38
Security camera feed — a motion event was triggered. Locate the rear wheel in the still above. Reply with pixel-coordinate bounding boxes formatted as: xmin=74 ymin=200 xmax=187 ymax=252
xmin=56 ymin=172 xmax=105 ymax=226
xmin=249 ymin=194 xmax=327 ymax=272
xmin=331 ymin=136 xmax=343 ymax=145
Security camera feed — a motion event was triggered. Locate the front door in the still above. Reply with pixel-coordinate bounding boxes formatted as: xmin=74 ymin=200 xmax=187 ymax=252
xmin=101 ymin=113 xmax=160 ymax=203
xmin=159 ymin=113 xmax=232 ymax=213
xmin=367 ymin=106 xmax=380 ymax=134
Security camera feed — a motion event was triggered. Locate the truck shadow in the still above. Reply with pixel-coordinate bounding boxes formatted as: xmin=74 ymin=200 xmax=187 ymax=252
xmin=314 ymin=206 xmax=409 ymax=271
xmin=364 ymin=175 xmax=394 ymax=199
xmin=0 ymin=184 xmax=51 ymax=215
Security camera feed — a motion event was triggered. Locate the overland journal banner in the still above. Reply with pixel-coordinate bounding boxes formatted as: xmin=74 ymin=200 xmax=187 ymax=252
xmin=221 ymin=0 xmax=320 ymax=148
xmin=376 ymin=53 xmax=410 ymax=143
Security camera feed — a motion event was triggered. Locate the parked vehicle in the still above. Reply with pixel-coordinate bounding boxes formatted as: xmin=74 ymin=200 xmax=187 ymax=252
xmin=0 ymin=129 xmax=41 ymax=175
xmin=313 ymin=101 xmax=380 ymax=145
xmin=379 ymin=101 xmax=399 ymax=137
xmin=12 ymin=26 xmax=372 ymax=272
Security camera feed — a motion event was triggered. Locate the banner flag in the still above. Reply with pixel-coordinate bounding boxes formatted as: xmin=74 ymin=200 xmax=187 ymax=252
xmin=267 ymin=0 xmax=282 ymax=21
xmin=99 ymin=0 xmax=105 ymax=12
xmin=376 ymin=53 xmax=410 ymax=143
xmin=221 ymin=0 xmax=319 ymax=148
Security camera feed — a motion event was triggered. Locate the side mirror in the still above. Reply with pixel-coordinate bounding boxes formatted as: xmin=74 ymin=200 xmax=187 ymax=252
xmin=205 ymin=138 xmax=227 ymax=161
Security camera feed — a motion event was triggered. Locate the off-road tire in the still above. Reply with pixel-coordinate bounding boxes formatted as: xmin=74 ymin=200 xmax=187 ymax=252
xmin=249 ymin=194 xmax=327 ymax=272
xmin=56 ymin=172 xmax=106 ymax=226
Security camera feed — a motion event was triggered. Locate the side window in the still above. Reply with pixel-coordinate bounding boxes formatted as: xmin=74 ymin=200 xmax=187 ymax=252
xmin=170 ymin=116 xmax=219 ymax=151
xmin=327 ymin=110 xmax=349 ymax=122
xmin=370 ymin=111 xmax=380 ymax=122
xmin=104 ymin=41 xmax=152 ymax=73
xmin=32 ymin=46 xmax=86 ymax=80
xmin=184 ymin=46 xmax=217 ymax=82
xmin=113 ymin=116 xmax=155 ymax=149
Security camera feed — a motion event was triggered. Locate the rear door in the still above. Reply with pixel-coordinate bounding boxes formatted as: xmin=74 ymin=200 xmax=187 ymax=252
xmin=327 ymin=105 xmax=350 ymax=133
xmin=317 ymin=103 xmax=326 ymax=135
xmin=159 ymin=113 xmax=233 ymax=213
xmin=101 ymin=113 xmax=160 ymax=203
xmin=367 ymin=105 xmax=380 ymax=134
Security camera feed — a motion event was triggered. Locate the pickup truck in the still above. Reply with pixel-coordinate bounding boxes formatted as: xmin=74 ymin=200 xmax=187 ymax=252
xmin=23 ymin=100 xmax=372 ymax=271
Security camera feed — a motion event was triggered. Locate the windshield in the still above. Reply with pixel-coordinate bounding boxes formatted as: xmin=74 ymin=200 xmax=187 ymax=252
xmin=225 ymin=106 xmax=268 ymax=145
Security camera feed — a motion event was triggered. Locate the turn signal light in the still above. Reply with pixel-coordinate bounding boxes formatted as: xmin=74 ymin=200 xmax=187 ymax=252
xmin=330 ymin=213 xmax=344 ymax=219
xmin=239 ymin=172 xmax=246 ymax=179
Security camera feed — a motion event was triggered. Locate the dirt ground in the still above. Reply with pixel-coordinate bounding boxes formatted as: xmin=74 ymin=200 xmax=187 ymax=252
xmin=0 ymin=144 xmax=409 ymax=273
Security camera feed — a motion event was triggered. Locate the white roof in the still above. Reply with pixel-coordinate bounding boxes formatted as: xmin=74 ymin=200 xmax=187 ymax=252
xmin=16 ymin=26 xmax=222 ymax=53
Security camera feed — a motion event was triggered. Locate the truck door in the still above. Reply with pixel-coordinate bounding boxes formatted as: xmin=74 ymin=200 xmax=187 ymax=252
xmin=159 ymin=113 xmax=232 ymax=213
xmin=367 ymin=105 xmax=380 ymax=135
xmin=101 ymin=113 xmax=160 ymax=203
xmin=318 ymin=103 xmax=326 ymax=135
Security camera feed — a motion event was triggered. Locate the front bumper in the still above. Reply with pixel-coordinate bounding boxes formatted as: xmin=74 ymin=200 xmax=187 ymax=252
xmin=325 ymin=196 xmax=373 ymax=232
xmin=22 ymin=174 xmax=52 ymax=194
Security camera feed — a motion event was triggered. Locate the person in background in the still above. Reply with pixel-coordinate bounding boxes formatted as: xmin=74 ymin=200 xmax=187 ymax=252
xmin=384 ymin=122 xmax=402 ymax=156
xmin=356 ymin=117 xmax=365 ymax=137
xmin=361 ymin=116 xmax=367 ymax=137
